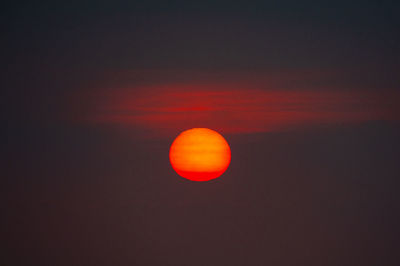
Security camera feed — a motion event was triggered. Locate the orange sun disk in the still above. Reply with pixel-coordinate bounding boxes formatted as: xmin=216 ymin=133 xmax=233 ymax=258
xmin=169 ymin=128 xmax=231 ymax=181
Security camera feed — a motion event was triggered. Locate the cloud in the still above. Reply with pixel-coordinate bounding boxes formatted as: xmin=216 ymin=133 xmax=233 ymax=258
xmin=83 ymin=78 xmax=398 ymax=135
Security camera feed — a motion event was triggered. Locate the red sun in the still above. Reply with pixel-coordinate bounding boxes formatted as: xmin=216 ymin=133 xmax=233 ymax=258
xmin=169 ymin=128 xmax=231 ymax=181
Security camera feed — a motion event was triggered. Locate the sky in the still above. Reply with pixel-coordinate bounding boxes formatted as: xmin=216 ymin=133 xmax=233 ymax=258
xmin=3 ymin=1 xmax=400 ymax=266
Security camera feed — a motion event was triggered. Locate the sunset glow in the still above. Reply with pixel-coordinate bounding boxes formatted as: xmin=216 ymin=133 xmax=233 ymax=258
xmin=85 ymin=79 xmax=398 ymax=135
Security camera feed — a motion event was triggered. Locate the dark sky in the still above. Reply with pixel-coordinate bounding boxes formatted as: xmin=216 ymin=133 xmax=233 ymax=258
xmin=3 ymin=1 xmax=400 ymax=266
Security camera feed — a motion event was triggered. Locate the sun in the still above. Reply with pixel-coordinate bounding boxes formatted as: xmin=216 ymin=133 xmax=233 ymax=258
xmin=169 ymin=128 xmax=231 ymax=181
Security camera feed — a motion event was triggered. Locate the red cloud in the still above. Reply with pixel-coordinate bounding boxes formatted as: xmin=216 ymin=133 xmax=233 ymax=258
xmin=84 ymin=81 xmax=398 ymax=135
